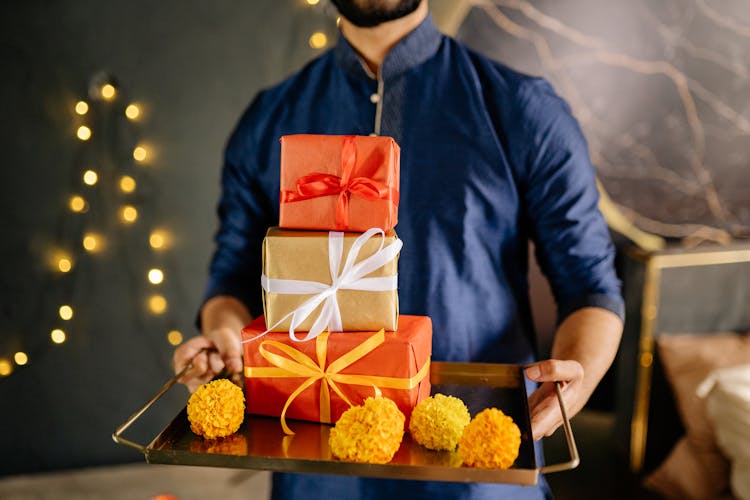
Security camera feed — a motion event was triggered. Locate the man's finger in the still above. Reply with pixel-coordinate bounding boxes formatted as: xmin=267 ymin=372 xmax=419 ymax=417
xmin=530 ymin=393 xmax=562 ymax=440
xmin=525 ymin=359 xmax=583 ymax=383
xmin=174 ymin=336 xmax=214 ymax=371
xmin=208 ymin=350 xmax=225 ymax=375
xmin=207 ymin=328 xmax=243 ymax=374
xmin=174 ymin=336 xmax=216 ymax=384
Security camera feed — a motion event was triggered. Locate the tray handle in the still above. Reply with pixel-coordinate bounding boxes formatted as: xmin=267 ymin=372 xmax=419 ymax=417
xmin=539 ymin=382 xmax=580 ymax=474
xmin=112 ymin=348 xmax=211 ymax=452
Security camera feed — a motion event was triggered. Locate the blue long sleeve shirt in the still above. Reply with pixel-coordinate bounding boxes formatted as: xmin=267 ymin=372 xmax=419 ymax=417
xmin=204 ymin=14 xmax=623 ymax=500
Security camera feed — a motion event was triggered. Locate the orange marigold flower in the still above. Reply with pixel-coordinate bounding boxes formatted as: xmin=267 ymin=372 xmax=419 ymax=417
xmin=329 ymin=396 xmax=405 ymax=464
xmin=187 ymin=379 xmax=245 ymax=439
xmin=409 ymin=393 xmax=471 ymax=451
xmin=458 ymin=408 xmax=521 ymax=469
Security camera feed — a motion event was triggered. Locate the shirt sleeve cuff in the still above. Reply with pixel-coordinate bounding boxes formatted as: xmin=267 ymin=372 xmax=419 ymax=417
xmin=557 ymin=293 xmax=625 ymax=325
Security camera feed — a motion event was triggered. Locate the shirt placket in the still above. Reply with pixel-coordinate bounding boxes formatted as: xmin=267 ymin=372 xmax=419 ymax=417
xmin=355 ymin=57 xmax=384 ymax=136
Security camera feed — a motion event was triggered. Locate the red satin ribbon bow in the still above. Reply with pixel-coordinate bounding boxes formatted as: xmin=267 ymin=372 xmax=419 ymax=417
xmin=280 ymin=136 xmax=399 ymax=230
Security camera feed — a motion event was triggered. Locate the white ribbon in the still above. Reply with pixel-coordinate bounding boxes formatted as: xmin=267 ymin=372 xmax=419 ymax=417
xmin=247 ymin=228 xmax=402 ymax=343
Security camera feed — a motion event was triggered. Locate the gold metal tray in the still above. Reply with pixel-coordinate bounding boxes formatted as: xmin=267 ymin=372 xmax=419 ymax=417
xmin=114 ymin=359 xmax=578 ymax=485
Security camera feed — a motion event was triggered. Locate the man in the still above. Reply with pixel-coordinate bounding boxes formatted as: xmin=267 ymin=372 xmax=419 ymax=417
xmin=174 ymin=0 xmax=624 ymax=498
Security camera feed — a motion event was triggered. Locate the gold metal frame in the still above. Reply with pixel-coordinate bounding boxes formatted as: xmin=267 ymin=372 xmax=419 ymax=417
xmin=627 ymin=244 xmax=750 ymax=472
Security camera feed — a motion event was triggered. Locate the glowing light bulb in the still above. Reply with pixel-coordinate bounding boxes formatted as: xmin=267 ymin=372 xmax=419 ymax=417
xmin=133 ymin=146 xmax=147 ymax=162
xmin=309 ymin=32 xmax=328 ymax=49
xmin=120 ymin=205 xmax=138 ymax=224
xmin=69 ymin=195 xmax=86 ymax=212
xmin=51 ymin=329 xmax=67 ymax=344
xmin=336 ymin=16 xmax=341 ymax=26
xmin=119 ymin=175 xmax=136 ymax=193
xmin=125 ymin=104 xmax=141 ymax=120
xmin=75 ymin=101 xmax=89 ymax=115
xmin=58 ymin=257 xmax=72 ymax=273
xmin=306 ymin=0 xmax=320 ymax=5
xmin=101 ymin=83 xmax=116 ymax=100
xmin=149 ymin=230 xmax=168 ymax=250
xmin=167 ymin=330 xmax=183 ymax=346
xmin=83 ymin=169 xmax=98 ymax=186
xmin=14 ymin=352 xmax=28 ymax=366
xmin=148 ymin=294 xmax=167 ymax=314
xmin=148 ymin=268 xmax=164 ymax=285
xmin=82 ymin=233 xmax=101 ymax=252
xmin=0 ymin=358 xmax=11 ymax=376
xmin=77 ymin=125 xmax=92 ymax=141
xmin=59 ymin=305 xmax=74 ymax=320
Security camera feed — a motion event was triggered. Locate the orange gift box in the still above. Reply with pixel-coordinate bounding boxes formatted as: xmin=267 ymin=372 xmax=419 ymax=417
xmin=279 ymin=134 xmax=400 ymax=232
xmin=242 ymin=315 xmax=431 ymax=434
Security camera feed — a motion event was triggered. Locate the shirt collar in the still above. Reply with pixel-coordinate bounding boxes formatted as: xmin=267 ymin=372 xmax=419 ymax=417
xmin=334 ymin=14 xmax=443 ymax=80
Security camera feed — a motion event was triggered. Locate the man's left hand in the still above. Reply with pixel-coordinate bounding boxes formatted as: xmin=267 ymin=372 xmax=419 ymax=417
xmin=525 ymin=359 xmax=585 ymax=441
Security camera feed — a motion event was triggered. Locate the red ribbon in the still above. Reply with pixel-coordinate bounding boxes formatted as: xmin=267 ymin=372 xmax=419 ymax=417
xmin=280 ymin=136 xmax=399 ymax=230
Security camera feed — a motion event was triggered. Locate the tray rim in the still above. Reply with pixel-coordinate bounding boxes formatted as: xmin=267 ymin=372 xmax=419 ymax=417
xmin=114 ymin=359 xmax=578 ymax=484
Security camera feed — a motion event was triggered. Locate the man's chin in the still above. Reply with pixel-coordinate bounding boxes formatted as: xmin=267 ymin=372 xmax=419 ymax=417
xmin=331 ymin=0 xmax=423 ymax=28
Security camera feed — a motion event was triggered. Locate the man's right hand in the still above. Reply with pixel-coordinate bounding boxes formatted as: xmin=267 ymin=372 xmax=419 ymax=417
xmin=173 ymin=295 xmax=251 ymax=393
xmin=173 ymin=327 xmax=243 ymax=393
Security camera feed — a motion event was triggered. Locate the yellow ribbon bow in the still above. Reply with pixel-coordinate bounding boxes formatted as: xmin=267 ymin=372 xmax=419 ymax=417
xmin=245 ymin=329 xmax=430 ymax=435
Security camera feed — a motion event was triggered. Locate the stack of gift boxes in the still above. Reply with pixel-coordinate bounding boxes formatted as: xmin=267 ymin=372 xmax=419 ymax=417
xmin=241 ymin=134 xmax=433 ymax=434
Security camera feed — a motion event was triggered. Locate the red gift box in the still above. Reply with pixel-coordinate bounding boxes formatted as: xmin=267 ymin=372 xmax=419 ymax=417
xmin=242 ymin=315 xmax=431 ymax=434
xmin=279 ymin=134 xmax=400 ymax=232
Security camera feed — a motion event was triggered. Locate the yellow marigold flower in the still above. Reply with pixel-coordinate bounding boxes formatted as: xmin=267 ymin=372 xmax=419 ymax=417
xmin=409 ymin=393 xmax=471 ymax=451
xmin=329 ymin=396 xmax=405 ymax=464
xmin=458 ymin=408 xmax=521 ymax=469
xmin=187 ymin=379 xmax=245 ymax=439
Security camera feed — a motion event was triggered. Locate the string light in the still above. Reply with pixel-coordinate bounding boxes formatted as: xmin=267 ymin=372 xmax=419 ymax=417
xmin=133 ymin=145 xmax=148 ymax=162
xmin=309 ymin=32 xmax=328 ymax=49
xmin=14 ymin=352 xmax=28 ymax=366
xmin=75 ymin=101 xmax=89 ymax=115
xmin=125 ymin=104 xmax=141 ymax=120
xmin=0 ymin=359 xmax=11 ymax=376
xmin=83 ymin=169 xmax=98 ymax=186
xmin=101 ymin=83 xmax=116 ymax=100
xmin=119 ymin=205 xmax=138 ymax=224
xmin=69 ymin=195 xmax=87 ymax=212
xmin=59 ymin=305 xmax=74 ymax=321
xmin=336 ymin=16 xmax=341 ymax=26
xmin=148 ymin=294 xmax=167 ymax=314
xmin=57 ymin=256 xmax=72 ymax=273
xmin=148 ymin=268 xmax=164 ymax=285
xmin=149 ymin=229 xmax=169 ymax=250
xmin=19 ymin=79 xmax=179 ymax=377
xmin=77 ymin=125 xmax=92 ymax=141
xmin=167 ymin=330 xmax=183 ymax=346
xmin=119 ymin=175 xmax=136 ymax=193
xmin=82 ymin=233 xmax=98 ymax=252
xmin=51 ymin=329 xmax=67 ymax=344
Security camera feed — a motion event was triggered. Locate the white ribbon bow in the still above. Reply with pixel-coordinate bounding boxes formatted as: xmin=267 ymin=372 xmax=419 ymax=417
xmin=251 ymin=228 xmax=402 ymax=342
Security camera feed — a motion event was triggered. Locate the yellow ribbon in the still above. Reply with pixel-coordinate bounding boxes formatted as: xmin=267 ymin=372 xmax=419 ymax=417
xmin=245 ymin=329 xmax=430 ymax=434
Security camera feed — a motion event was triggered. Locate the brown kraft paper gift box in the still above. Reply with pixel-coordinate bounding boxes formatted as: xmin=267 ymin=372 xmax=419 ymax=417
xmin=261 ymin=227 xmax=400 ymax=335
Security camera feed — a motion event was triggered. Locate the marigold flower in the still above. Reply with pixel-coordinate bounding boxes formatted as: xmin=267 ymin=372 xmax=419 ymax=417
xmin=458 ymin=408 xmax=521 ymax=469
xmin=329 ymin=396 xmax=405 ymax=464
xmin=409 ymin=393 xmax=471 ymax=451
xmin=187 ymin=379 xmax=245 ymax=439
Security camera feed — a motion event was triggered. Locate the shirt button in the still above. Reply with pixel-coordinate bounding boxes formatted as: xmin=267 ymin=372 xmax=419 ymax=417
xmin=369 ymin=93 xmax=380 ymax=103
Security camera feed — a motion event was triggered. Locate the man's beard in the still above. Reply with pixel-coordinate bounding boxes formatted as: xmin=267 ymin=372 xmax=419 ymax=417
xmin=330 ymin=0 xmax=423 ymax=28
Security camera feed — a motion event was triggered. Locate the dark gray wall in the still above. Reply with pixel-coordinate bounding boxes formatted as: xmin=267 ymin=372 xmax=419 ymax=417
xmin=0 ymin=0 xmax=334 ymax=475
